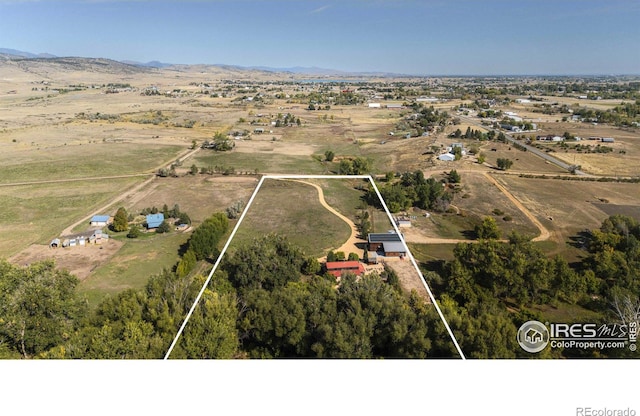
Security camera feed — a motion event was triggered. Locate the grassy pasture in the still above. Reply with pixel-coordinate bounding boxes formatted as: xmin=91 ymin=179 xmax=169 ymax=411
xmin=0 ymin=142 xmax=184 ymax=183
xmin=231 ymin=179 xmax=351 ymax=258
xmin=454 ymin=172 xmax=540 ymax=237
xmin=125 ymin=175 xmax=259 ymax=226
xmin=0 ymin=177 xmax=143 ymax=257
xmin=77 ymin=231 xmax=190 ymax=307
xmin=194 ymin=150 xmax=325 ymax=175
xmin=496 ymin=175 xmax=640 ymax=244
xmin=310 ymin=178 xmax=369 ymax=223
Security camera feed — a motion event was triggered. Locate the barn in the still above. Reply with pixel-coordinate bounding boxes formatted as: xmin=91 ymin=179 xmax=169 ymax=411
xmin=367 ymin=232 xmax=407 ymax=257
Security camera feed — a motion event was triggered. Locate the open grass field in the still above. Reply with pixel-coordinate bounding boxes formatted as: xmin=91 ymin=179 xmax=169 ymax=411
xmin=495 ymin=175 xmax=640 ymax=244
xmin=124 ymin=175 xmax=259 ymax=225
xmin=194 ymin=149 xmax=326 ymax=175
xmin=77 ymin=231 xmax=190 ymax=307
xmin=231 ymin=179 xmax=351 ymax=258
xmin=454 ymin=172 xmax=540 ymax=237
xmin=0 ymin=141 xmax=184 ymax=183
xmin=308 ymin=178 xmax=369 ymax=223
xmin=408 ymin=243 xmax=457 ymax=264
xmin=0 ymin=177 xmax=143 ymax=257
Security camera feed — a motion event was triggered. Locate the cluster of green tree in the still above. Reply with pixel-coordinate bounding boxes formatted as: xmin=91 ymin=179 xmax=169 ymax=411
xmin=406 ymin=104 xmax=450 ymax=131
xmin=0 ymin=260 xmax=85 ymax=359
xmin=199 ymin=165 xmax=237 ymax=176
xmin=324 ymin=150 xmax=335 ymax=162
xmin=477 ymin=109 xmax=502 ymax=118
xmin=434 ymin=215 xmax=640 ymax=358
xmin=217 ymin=234 xmax=457 ymax=358
xmin=366 ymin=171 xmax=453 ymax=213
xmin=274 ymin=113 xmax=301 ymax=127
xmin=111 ymin=204 xmax=191 ymax=237
xmin=184 ymin=213 xmax=229 ymax=262
xmin=326 ymin=250 xmax=359 ymax=262
xmin=202 ymin=132 xmax=235 ymax=151
xmin=301 ymin=91 xmax=366 ymax=106
xmin=517 ymin=174 xmax=640 ymax=184
xmin=450 ymin=127 xmax=489 ymax=140
xmin=139 ymin=203 xmax=190 ymax=226
xmin=357 ymin=210 xmax=372 ymax=238
xmin=225 ymin=201 xmax=245 ymax=220
xmin=338 ymin=157 xmax=371 ymax=175
xmin=157 ymin=166 xmax=177 ymax=177
xmin=500 ymin=118 xmax=536 ymax=131
xmin=561 ymin=143 xmax=615 ymax=154
xmin=496 ymin=158 xmax=514 ymax=170
xmin=570 ymin=101 xmax=640 ymax=127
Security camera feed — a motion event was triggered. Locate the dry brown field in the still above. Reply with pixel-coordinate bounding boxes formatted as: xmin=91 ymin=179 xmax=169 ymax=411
xmin=3 ymin=57 xmax=639 ymax=310
xmin=495 ymin=175 xmax=640 ymax=241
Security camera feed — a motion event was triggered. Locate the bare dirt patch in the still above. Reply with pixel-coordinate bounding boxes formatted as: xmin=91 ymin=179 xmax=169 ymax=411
xmin=9 ymin=239 xmax=124 ymax=281
xmin=232 ymin=139 xmax=316 ymax=156
xmin=386 ymin=259 xmax=431 ymax=302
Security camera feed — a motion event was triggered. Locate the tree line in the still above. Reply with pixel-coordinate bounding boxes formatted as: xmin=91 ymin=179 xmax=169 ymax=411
xmin=0 ymin=216 xmax=456 ymax=358
xmin=434 ymin=215 xmax=640 ymax=358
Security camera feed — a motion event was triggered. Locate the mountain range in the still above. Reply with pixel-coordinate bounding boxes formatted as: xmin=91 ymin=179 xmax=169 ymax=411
xmin=0 ymin=48 xmax=398 ymax=77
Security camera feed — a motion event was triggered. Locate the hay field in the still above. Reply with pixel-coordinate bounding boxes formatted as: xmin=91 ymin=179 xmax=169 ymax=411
xmin=231 ymin=179 xmax=351 ymax=258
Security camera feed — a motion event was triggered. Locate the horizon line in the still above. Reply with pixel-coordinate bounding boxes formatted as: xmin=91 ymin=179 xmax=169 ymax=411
xmin=2 ymin=48 xmax=640 ymax=78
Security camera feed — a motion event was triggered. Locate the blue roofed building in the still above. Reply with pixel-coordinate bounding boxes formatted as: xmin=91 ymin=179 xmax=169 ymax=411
xmin=146 ymin=213 xmax=165 ymax=229
xmin=90 ymin=215 xmax=111 ymax=227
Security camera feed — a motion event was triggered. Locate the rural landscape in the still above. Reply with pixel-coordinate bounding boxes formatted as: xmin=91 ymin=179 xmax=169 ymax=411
xmin=1 ymin=52 xmax=639 ymax=359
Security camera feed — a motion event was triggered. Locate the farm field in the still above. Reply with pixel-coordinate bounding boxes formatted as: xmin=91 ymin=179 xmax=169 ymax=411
xmin=230 ymin=179 xmax=352 ymax=258
xmin=78 ymin=231 xmax=191 ymax=307
xmin=495 ymin=175 xmax=640 ymax=242
xmin=124 ymin=175 xmax=259 ymax=226
xmin=0 ymin=177 xmax=143 ymax=257
xmin=0 ymin=141 xmax=184 ymax=183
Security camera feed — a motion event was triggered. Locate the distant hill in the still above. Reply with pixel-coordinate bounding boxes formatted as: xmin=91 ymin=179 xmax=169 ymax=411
xmin=121 ymin=60 xmax=174 ymax=69
xmin=0 ymin=47 xmax=401 ymax=77
xmin=0 ymin=48 xmax=56 ymax=59
xmin=248 ymin=66 xmax=348 ymax=75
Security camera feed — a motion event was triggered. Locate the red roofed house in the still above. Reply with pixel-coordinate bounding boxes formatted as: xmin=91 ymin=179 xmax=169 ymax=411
xmin=325 ymin=261 xmax=365 ymax=278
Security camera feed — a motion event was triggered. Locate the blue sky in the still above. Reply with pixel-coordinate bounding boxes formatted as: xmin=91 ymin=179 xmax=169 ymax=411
xmin=0 ymin=0 xmax=638 ymax=75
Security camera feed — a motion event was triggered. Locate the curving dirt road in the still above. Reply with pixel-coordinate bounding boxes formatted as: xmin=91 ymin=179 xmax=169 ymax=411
xmin=482 ymin=172 xmax=550 ymax=242
xmin=402 ymin=171 xmax=550 ymax=245
xmin=280 ymin=179 xmax=366 ymax=259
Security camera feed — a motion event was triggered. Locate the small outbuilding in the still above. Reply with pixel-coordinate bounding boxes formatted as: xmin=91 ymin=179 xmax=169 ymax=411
xmin=90 ymin=215 xmax=110 ymax=227
xmin=438 ymin=153 xmax=456 ymax=162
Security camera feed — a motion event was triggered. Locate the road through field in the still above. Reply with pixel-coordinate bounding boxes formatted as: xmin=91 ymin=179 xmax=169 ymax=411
xmin=282 ymin=179 xmax=365 ymax=259
xmin=59 ymin=146 xmax=201 ymax=236
xmin=482 ymin=172 xmax=550 ymax=242
xmin=403 ymin=171 xmax=551 ymax=244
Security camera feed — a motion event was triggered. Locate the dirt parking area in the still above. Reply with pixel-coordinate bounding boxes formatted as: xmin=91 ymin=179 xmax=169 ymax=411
xmin=386 ymin=258 xmax=432 ymax=303
xmin=9 ymin=239 xmax=124 ymax=281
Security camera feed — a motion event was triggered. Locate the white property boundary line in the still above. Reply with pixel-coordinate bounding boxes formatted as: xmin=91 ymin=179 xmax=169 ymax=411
xmin=164 ymin=174 xmax=465 ymax=359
